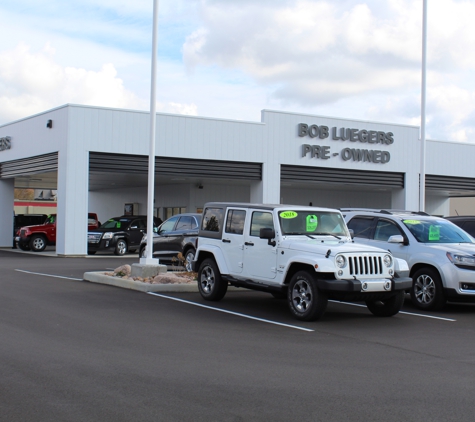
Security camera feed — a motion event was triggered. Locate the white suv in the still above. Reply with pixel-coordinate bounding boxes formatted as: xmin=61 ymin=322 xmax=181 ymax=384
xmin=192 ymin=203 xmax=411 ymax=321
xmin=343 ymin=209 xmax=475 ymax=310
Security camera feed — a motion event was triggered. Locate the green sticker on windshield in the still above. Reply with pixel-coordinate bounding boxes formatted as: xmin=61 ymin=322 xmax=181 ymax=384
xmin=403 ymin=220 xmax=421 ymax=225
xmin=429 ymin=225 xmax=440 ymax=241
xmin=116 ymin=222 xmax=121 ymax=228
xmin=280 ymin=211 xmax=298 ymax=219
xmin=306 ymin=215 xmax=318 ymax=231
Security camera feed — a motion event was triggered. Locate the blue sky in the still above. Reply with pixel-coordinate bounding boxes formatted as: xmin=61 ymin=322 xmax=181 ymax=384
xmin=1 ymin=0 xmax=475 ymax=143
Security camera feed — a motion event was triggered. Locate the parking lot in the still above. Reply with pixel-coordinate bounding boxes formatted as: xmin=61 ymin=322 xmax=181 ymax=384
xmin=2 ymin=248 xmax=475 ymax=421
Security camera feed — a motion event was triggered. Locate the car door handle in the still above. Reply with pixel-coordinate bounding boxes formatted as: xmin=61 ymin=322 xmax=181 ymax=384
xmin=222 ymin=239 xmax=231 ymax=243
xmin=245 ymin=242 xmax=254 ymax=246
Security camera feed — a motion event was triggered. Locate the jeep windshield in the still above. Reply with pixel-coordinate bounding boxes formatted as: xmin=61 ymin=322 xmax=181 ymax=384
xmin=278 ymin=210 xmax=349 ymax=237
xmin=403 ymin=219 xmax=475 ymax=244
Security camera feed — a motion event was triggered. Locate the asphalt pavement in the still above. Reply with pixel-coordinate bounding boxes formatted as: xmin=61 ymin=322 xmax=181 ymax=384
xmin=2 ymin=248 xmax=475 ymax=421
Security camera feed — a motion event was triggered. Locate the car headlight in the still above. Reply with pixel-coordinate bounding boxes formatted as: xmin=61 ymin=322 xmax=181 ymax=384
xmin=102 ymin=232 xmax=114 ymax=240
xmin=383 ymin=254 xmax=393 ymax=267
xmin=336 ymin=255 xmax=347 ymax=268
xmin=447 ymin=252 xmax=475 ymax=267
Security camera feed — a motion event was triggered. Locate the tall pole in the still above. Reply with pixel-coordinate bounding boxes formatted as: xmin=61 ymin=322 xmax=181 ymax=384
xmin=142 ymin=0 xmax=160 ymax=265
xmin=420 ymin=0 xmax=428 ymax=212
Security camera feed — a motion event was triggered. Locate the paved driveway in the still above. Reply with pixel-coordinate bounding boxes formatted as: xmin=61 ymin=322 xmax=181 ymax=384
xmin=2 ymin=249 xmax=475 ymax=421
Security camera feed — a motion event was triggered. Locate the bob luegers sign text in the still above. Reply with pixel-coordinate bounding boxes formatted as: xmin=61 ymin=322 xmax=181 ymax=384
xmin=0 ymin=136 xmax=11 ymax=151
xmin=298 ymin=123 xmax=393 ymax=164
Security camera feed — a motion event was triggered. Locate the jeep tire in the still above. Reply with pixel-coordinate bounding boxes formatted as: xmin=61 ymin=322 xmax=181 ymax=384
xmin=30 ymin=234 xmax=47 ymax=252
xmin=365 ymin=291 xmax=405 ymax=317
xmin=288 ymin=270 xmax=328 ymax=321
xmin=410 ymin=267 xmax=446 ymax=311
xmin=198 ymin=258 xmax=228 ymax=301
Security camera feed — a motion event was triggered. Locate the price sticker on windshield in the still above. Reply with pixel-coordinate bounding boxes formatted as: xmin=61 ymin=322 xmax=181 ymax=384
xmin=429 ymin=225 xmax=440 ymax=241
xmin=280 ymin=211 xmax=298 ymax=219
xmin=306 ymin=215 xmax=318 ymax=231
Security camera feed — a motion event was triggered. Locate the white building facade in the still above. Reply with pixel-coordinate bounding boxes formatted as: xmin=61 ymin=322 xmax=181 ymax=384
xmin=1 ymin=104 xmax=473 ymax=255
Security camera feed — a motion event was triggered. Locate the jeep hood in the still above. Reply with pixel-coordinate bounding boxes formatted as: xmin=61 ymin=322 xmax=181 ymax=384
xmin=282 ymin=237 xmax=391 ymax=255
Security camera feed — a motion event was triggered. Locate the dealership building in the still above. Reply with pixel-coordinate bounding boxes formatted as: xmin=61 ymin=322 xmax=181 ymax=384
xmin=1 ymin=103 xmax=474 ymax=255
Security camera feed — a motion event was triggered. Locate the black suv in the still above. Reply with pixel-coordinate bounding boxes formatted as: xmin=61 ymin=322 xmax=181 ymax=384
xmin=139 ymin=213 xmax=201 ymax=271
xmin=88 ymin=215 xmax=161 ymax=256
xmin=445 ymin=216 xmax=475 ymax=237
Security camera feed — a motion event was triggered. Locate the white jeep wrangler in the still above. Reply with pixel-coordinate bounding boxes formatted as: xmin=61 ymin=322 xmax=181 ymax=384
xmin=192 ymin=203 xmax=412 ymax=321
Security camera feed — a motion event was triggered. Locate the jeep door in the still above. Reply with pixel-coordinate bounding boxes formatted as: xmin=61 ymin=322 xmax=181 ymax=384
xmin=220 ymin=208 xmax=246 ymax=274
xmin=242 ymin=210 xmax=277 ymax=281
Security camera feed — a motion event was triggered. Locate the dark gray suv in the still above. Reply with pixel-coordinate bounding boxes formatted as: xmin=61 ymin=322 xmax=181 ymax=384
xmin=139 ymin=213 xmax=201 ymax=271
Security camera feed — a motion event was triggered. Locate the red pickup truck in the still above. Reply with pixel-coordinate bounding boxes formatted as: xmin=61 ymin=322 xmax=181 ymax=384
xmin=16 ymin=213 xmax=100 ymax=252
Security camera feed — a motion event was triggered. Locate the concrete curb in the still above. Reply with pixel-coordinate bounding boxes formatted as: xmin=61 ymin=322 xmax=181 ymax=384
xmin=83 ymin=271 xmax=198 ymax=293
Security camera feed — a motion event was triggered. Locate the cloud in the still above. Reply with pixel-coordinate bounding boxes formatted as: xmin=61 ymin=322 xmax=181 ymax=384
xmin=0 ymin=43 xmax=199 ymax=124
xmin=183 ymin=0 xmax=475 ymax=141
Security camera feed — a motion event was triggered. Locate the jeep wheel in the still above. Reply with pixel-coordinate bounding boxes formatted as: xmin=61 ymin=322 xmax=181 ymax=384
xmin=410 ymin=267 xmax=446 ymax=310
xmin=114 ymin=239 xmax=128 ymax=256
xmin=30 ymin=235 xmax=47 ymax=252
xmin=198 ymin=258 xmax=227 ymax=301
xmin=288 ymin=271 xmax=328 ymax=321
xmin=366 ymin=291 xmax=405 ymax=317
xmin=184 ymin=248 xmax=196 ymax=272
xmin=87 ymin=250 xmax=96 ymax=255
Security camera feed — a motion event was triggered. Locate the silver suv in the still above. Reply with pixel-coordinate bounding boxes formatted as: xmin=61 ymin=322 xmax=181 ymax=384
xmin=192 ymin=202 xmax=411 ymax=321
xmin=343 ymin=209 xmax=475 ymax=310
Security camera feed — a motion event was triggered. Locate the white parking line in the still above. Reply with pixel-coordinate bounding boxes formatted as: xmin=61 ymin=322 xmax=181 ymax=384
xmin=329 ymin=300 xmax=457 ymax=322
xmin=147 ymin=292 xmax=315 ymax=332
xmin=15 ymin=269 xmax=83 ymax=281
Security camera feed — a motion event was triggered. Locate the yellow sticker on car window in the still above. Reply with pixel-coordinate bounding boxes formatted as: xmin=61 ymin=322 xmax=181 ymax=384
xmin=280 ymin=211 xmax=298 ymax=219
xmin=306 ymin=215 xmax=318 ymax=231
xmin=403 ymin=220 xmax=421 ymax=225
xmin=429 ymin=225 xmax=440 ymax=241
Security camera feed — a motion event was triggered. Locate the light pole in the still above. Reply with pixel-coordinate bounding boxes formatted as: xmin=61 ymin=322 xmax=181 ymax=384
xmin=420 ymin=0 xmax=428 ymax=212
xmin=142 ymin=0 xmax=160 ymax=265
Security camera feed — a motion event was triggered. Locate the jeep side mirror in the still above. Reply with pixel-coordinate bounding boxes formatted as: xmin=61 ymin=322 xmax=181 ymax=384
xmin=260 ymin=228 xmax=276 ymax=246
xmin=348 ymin=229 xmax=354 ymax=239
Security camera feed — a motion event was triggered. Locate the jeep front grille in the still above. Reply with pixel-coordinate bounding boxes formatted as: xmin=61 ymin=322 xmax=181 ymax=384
xmin=348 ymin=255 xmax=383 ymax=276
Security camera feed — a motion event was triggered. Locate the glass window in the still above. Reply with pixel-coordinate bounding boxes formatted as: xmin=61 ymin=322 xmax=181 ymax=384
xmin=374 ymin=219 xmax=402 ymax=241
xmin=202 ymin=208 xmax=224 ymax=232
xmin=403 ymin=219 xmax=474 ymax=244
xmin=165 ymin=207 xmax=187 ymax=219
xmin=176 ymin=216 xmax=193 ymax=231
xmin=279 ymin=210 xmax=348 ymax=236
xmin=160 ymin=216 xmax=179 ymax=233
xmin=225 ymin=209 xmax=246 ymax=235
xmin=346 ymin=217 xmax=374 ymax=239
xmin=250 ymin=212 xmax=274 ymax=237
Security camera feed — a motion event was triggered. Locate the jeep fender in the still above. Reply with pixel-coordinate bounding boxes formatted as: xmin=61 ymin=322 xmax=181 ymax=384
xmin=195 ymin=245 xmax=230 ymax=275
xmin=281 ymin=254 xmax=336 ymax=279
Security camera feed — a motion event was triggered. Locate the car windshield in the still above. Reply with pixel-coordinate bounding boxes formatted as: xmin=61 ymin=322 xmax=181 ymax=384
xmin=403 ymin=219 xmax=475 ymax=244
xmin=101 ymin=218 xmax=130 ymax=229
xmin=279 ymin=210 xmax=349 ymax=237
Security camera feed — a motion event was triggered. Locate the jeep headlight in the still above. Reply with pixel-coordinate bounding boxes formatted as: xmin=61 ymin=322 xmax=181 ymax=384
xmin=383 ymin=254 xmax=393 ymax=267
xmin=102 ymin=232 xmax=114 ymax=240
xmin=447 ymin=252 xmax=475 ymax=267
xmin=336 ymin=255 xmax=347 ymax=268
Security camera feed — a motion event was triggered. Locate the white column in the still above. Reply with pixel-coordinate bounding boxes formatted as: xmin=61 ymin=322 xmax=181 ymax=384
xmin=0 ymin=178 xmax=15 ymax=247
xmin=56 ymin=149 xmax=89 ymax=256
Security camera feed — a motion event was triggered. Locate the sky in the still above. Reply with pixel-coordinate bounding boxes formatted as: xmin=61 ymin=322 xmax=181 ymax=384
xmin=1 ymin=0 xmax=475 ymax=143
